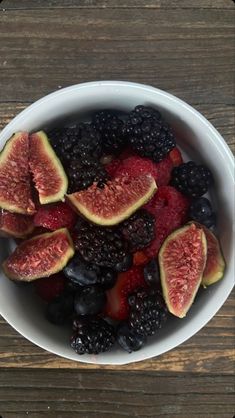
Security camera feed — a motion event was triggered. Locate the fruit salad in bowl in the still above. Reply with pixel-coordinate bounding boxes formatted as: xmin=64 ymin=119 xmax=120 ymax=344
xmin=0 ymin=81 xmax=234 ymax=365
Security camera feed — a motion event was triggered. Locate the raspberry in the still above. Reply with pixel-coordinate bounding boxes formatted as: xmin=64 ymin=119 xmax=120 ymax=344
xmin=35 ymin=274 xmax=66 ymax=302
xmin=34 ymin=202 xmax=77 ymax=231
xmin=144 ymin=185 xmax=190 ymax=218
xmin=114 ymin=155 xmax=173 ymax=186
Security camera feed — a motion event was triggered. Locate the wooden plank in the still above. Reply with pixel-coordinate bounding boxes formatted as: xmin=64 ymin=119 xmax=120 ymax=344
xmin=0 ymin=9 xmax=234 ymax=104
xmin=1 ymin=103 xmax=234 ymax=153
xmin=0 ymin=370 xmax=234 ymax=418
xmin=1 ymin=0 xmax=234 ymax=10
xmin=0 ymin=290 xmax=234 ymax=371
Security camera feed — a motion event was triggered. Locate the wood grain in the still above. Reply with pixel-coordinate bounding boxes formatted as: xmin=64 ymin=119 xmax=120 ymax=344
xmin=0 ymin=8 xmax=234 ymax=104
xmin=0 ymin=370 xmax=234 ymax=418
xmin=1 ymin=0 xmax=235 ymax=9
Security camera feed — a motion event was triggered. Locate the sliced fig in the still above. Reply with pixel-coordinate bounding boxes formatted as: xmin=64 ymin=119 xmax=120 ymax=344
xmin=159 ymin=223 xmax=207 ymax=318
xmin=0 ymin=209 xmax=34 ymax=238
xmin=29 ymin=131 xmax=68 ymax=205
xmin=192 ymin=222 xmax=225 ymax=286
xmin=67 ymin=174 xmax=157 ymax=226
xmin=3 ymin=228 xmax=74 ymax=282
xmin=0 ymin=132 xmax=35 ymax=214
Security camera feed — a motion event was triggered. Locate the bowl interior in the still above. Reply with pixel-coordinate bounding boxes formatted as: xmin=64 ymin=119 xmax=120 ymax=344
xmin=0 ymin=81 xmax=234 ymax=365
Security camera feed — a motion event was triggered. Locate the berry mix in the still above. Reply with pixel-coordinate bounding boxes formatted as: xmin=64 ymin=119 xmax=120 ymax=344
xmin=0 ymin=105 xmax=225 ymax=355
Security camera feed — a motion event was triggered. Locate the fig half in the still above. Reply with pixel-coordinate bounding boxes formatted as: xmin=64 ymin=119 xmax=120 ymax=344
xmin=0 ymin=132 xmax=35 ymax=215
xmin=67 ymin=174 xmax=157 ymax=226
xmin=3 ymin=228 xmax=74 ymax=282
xmin=159 ymin=223 xmax=207 ymax=318
xmin=29 ymin=131 xmax=68 ymax=205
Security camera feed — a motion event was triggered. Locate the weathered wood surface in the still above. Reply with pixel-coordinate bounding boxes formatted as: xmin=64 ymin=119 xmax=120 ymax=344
xmin=1 ymin=0 xmax=235 ymax=9
xmin=0 ymin=8 xmax=234 ymax=104
xmin=0 ymin=370 xmax=234 ymax=418
xmin=0 ymin=1 xmax=234 ymax=417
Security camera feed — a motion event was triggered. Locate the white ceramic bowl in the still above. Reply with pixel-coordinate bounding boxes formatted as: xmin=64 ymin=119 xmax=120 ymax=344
xmin=0 ymin=81 xmax=234 ymax=365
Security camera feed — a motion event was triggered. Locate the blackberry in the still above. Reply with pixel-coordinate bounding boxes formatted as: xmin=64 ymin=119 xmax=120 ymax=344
xmin=120 ymin=209 xmax=155 ymax=252
xmin=48 ymin=122 xmax=102 ymax=164
xmin=67 ymin=156 xmax=109 ymax=193
xmin=73 ymin=217 xmax=132 ymax=272
xmin=128 ymin=288 xmax=167 ymax=337
xmin=171 ymin=161 xmax=213 ymax=198
xmin=48 ymin=124 xmax=80 ymax=164
xmin=72 ymin=123 xmax=102 ymax=160
xmin=122 ymin=105 xmax=176 ymax=163
xmin=92 ymin=110 xmax=125 ymax=155
xmin=71 ymin=317 xmax=115 ymax=354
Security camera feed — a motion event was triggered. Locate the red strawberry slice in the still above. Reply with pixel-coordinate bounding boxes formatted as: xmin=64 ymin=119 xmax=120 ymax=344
xmin=35 ymin=273 xmax=66 ymax=302
xmin=114 ymin=155 xmax=173 ymax=186
xmin=168 ymin=147 xmax=183 ymax=167
xmin=105 ymin=267 xmax=146 ymax=320
xmin=34 ymin=202 xmax=77 ymax=231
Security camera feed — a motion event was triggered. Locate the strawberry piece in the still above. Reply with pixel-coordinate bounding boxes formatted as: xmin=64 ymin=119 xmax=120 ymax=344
xmin=169 ymin=147 xmax=183 ymax=167
xmin=105 ymin=267 xmax=146 ymax=320
xmin=35 ymin=274 xmax=66 ymax=302
xmin=114 ymin=155 xmax=173 ymax=186
xmin=34 ymin=202 xmax=77 ymax=231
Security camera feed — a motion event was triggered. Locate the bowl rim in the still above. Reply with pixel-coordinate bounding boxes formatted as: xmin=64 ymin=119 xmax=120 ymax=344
xmin=0 ymin=80 xmax=234 ymax=365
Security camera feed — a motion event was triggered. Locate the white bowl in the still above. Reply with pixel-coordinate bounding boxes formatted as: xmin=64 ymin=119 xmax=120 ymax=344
xmin=0 ymin=81 xmax=234 ymax=365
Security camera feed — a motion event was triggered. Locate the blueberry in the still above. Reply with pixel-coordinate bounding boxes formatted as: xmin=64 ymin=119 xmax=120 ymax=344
xmin=116 ymin=322 xmax=147 ymax=353
xmin=189 ymin=197 xmax=216 ymax=228
xmin=99 ymin=268 xmax=118 ymax=289
xmin=144 ymin=259 xmax=161 ymax=288
xmin=46 ymin=292 xmax=74 ymax=325
xmin=115 ymin=253 xmax=133 ymax=272
xmin=74 ymin=286 xmax=106 ymax=316
xmin=63 ymin=254 xmax=101 ymax=287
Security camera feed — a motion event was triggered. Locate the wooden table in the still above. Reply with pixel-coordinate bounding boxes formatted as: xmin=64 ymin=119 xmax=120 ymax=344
xmin=0 ymin=1 xmax=234 ymax=417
